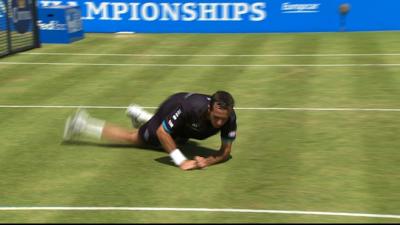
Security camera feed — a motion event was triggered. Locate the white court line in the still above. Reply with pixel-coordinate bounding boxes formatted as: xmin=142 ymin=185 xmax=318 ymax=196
xmin=0 ymin=207 xmax=399 ymax=219
xmin=2 ymin=61 xmax=400 ymax=67
xmin=20 ymin=52 xmax=400 ymax=57
xmin=1 ymin=105 xmax=400 ymax=112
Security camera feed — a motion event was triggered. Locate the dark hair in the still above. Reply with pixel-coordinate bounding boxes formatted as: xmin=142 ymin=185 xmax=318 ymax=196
xmin=210 ymin=90 xmax=235 ymax=110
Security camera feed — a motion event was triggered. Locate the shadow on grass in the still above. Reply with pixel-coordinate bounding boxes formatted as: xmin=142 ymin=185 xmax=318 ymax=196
xmin=61 ymin=140 xmax=232 ymax=168
xmin=154 ymin=141 xmax=233 ymax=167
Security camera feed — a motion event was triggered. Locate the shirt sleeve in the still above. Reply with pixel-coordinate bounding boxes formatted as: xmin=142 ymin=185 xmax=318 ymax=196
xmin=161 ymin=106 xmax=185 ymax=134
xmin=220 ymin=115 xmax=237 ymax=143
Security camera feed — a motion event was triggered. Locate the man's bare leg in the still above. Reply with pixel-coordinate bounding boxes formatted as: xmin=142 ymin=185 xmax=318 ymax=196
xmin=63 ymin=109 xmax=143 ymax=146
xmin=101 ymin=123 xmax=143 ymax=146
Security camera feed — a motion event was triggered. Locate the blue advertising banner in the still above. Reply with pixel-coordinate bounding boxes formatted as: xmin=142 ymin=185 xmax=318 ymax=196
xmin=2 ymin=0 xmax=35 ymax=33
xmin=36 ymin=0 xmax=400 ymax=33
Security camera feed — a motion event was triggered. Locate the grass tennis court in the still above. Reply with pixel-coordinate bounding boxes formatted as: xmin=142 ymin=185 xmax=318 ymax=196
xmin=0 ymin=32 xmax=400 ymax=223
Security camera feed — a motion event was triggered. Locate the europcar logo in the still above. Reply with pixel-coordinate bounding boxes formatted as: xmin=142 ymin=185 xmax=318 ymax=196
xmin=281 ymin=2 xmax=320 ymax=14
xmin=12 ymin=0 xmax=33 ymax=33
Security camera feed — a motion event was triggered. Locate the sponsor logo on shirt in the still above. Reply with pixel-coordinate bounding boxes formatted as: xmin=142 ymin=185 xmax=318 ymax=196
xmin=191 ymin=123 xmax=200 ymax=131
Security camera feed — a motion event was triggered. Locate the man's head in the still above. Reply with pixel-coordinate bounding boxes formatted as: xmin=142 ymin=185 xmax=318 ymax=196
xmin=208 ymin=91 xmax=235 ymax=128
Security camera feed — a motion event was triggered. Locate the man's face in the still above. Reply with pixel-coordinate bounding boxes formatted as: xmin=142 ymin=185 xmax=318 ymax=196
xmin=209 ymin=104 xmax=230 ymax=128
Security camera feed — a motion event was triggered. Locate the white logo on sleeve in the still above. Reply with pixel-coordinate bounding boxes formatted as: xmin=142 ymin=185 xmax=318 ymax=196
xmin=168 ymin=120 xmax=174 ymax=128
xmin=228 ymin=131 xmax=236 ymax=138
xmin=173 ymin=109 xmax=182 ymax=119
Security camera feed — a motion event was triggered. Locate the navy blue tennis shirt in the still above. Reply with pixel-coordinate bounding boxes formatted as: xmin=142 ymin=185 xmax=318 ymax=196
xmin=138 ymin=92 xmax=237 ymax=147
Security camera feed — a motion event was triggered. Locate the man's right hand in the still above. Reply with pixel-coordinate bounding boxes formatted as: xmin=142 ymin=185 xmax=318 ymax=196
xmin=179 ymin=160 xmax=199 ymax=170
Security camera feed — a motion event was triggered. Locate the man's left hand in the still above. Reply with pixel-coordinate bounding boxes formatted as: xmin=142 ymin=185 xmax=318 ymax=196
xmin=194 ymin=156 xmax=208 ymax=168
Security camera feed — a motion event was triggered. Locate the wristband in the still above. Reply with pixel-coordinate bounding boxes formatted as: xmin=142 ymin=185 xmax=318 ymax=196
xmin=169 ymin=149 xmax=187 ymax=166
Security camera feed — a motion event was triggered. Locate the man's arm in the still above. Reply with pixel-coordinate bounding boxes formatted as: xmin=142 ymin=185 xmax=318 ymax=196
xmin=195 ymin=141 xmax=232 ymax=168
xmin=156 ymin=124 xmax=198 ymax=170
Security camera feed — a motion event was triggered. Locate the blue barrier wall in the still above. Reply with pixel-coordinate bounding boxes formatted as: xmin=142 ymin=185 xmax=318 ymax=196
xmin=37 ymin=0 xmax=400 ymax=33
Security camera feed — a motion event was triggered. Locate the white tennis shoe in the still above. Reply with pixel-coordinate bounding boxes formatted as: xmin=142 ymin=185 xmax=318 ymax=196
xmin=63 ymin=109 xmax=89 ymax=141
xmin=126 ymin=104 xmax=152 ymax=128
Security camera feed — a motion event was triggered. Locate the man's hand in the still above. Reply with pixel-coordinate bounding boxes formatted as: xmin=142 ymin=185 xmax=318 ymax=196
xmin=179 ymin=160 xmax=199 ymax=171
xmin=194 ymin=156 xmax=208 ymax=169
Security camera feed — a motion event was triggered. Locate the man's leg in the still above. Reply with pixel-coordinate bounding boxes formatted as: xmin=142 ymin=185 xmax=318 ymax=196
xmin=63 ymin=109 xmax=143 ymax=146
xmin=101 ymin=123 xmax=143 ymax=145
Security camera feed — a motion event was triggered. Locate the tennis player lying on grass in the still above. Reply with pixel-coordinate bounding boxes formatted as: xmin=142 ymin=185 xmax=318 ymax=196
xmin=63 ymin=91 xmax=237 ymax=171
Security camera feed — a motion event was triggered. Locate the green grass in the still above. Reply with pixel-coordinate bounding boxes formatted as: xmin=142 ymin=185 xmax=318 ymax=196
xmin=0 ymin=32 xmax=400 ymax=223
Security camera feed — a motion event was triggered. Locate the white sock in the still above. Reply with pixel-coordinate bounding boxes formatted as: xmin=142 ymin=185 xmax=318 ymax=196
xmin=82 ymin=117 xmax=105 ymax=140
